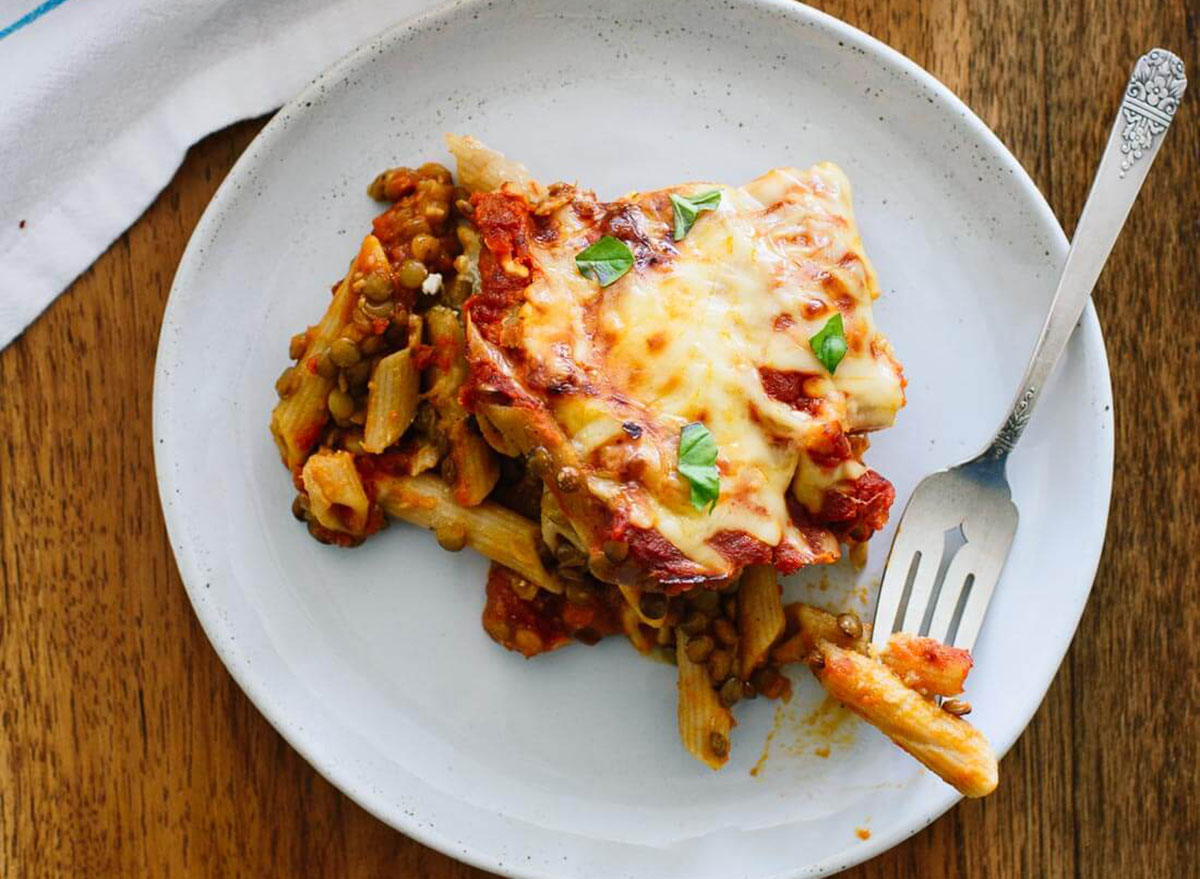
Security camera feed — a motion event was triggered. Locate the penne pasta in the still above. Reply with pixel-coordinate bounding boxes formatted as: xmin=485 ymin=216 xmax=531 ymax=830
xmin=424 ymin=306 xmax=467 ymax=401
xmin=272 ymin=370 xmax=336 ymax=472
xmin=272 ymin=263 xmax=360 ymax=470
xmin=475 ymin=410 xmax=521 ymax=457
xmin=619 ymin=603 xmax=656 ymax=653
xmin=301 ymin=450 xmax=371 ymax=535
xmin=540 ymin=492 xmax=585 ymax=556
xmin=272 ymin=234 xmax=395 ymax=471
xmin=424 ymin=306 xmax=499 ymax=505
xmin=880 ymin=632 xmax=972 ymax=698
xmin=446 ymin=221 xmax=482 ymax=309
xmin=773 ymin=602 xmax=868 ymax=664
xmin=676 ymin=631 xmax=735 ymax=770
xmin=446 ymin=133 xmax=542 ymax=198
xmin=814 ymin=642 xmax=998 ymax=798
xmin=406 ymin=439 xmax=443 ymax=477
xmin=445 ymin=429 xmax=499 ymax=506
xmin=737 ymin=565 xmax=785 ymax=676
xmin=374 ymin=473 xmax=561 ymax=593
xmin=363 ymin=347 xmax=419 ymax=453
xmin=618 ymin=584 xmax=667 ymax=629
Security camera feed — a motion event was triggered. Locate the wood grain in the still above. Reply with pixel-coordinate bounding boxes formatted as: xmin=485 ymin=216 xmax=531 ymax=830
xmin=1 ymin=2 xmax=1195 ymax=876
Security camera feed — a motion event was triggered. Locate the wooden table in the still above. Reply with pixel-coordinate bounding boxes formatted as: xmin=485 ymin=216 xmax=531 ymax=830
xmin=2 ymin=1 xmax=1195 ymax=875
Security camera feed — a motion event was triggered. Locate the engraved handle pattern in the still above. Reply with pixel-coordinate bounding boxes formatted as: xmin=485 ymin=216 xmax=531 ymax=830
xmin=1118 ymin=49 xmax=1188 ymax=177
xmin=985 ymin=49 xmax=1186 ymax=461
xmin=990 ymin=386 xmax=1036 ymax=455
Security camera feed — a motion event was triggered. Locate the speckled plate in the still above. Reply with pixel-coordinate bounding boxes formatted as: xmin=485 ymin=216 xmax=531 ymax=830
xmin=153 ymin=1 xmax=1113 ymax=876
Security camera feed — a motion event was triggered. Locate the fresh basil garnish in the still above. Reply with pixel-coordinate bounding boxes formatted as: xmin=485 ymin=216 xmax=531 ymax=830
xmin=810 ymin=313 xmax=848 ymax=374
xmin=575 ymin=236 xmax=634 ymax=287
xmin=678 ymin=422 xmax=720 ymax=513
xmin=670 ymin=190 xmax=722 ymax=241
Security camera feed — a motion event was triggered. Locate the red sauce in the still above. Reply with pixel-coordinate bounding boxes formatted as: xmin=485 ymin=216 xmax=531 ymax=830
xmin=817 ymin=469 xmax=895 ymax=542
xmin=293 ymin=422 xmax=325 ymax=459
xmin=759 ymin=367 xmax=822 ymax=415
xmin=782 ymin=502 xmax=843 ymax=571
xmin=355 ymin=446 xmax=423 ymax=480
xmin=708 ymin=530 xmax=773 ymax=566
xmin=608 ymin=518 xmax=712 ymax=591
xmin=468 ymin=192 xmax=536 ymax=345
xmin=609 ymin=504 xmax=849 ymax=588
xmin=412 ymin=343 xmax=436 ymax=371
xmin=481 ymin=564 xmax=621 ymax=656
xmin=772 ymin=539 xmax=808 ymax=575
xmin=370 ymin=209 xmax=406 ymax=251
xmin=806 ymin=423 xmax=853 ymax=468
xmin=461 ymin=357 xmax=530 ymax=411
xmin=911 ymin=636 xmax=971 ymax=670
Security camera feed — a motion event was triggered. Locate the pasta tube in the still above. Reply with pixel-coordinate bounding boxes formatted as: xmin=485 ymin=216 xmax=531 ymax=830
xmin=619 ymin=603 xmax=656 ymax=653
xmin=676 ymin=631 xmax=735 ymax=770
xmin=772 ymin=602 xmax=868 ymax=664
xmin=424 ymin=306 xmax=498 ymax=505
xmin=374 ymin=473 xmax=561 ymax=593
xmin=618 ymin=584 xmax=667 ymax=630
xmin=880 ymin=632 xmax=972 ymax=698
xmin=362 ymin=348 xmax=419 ymax=453
xmin=301 ymin=450 xmax=371 ymax=535
xmin=815 ymin=642 xmax=998 ymax=798
xmin=271 ymin=234 xmax=390 ymax=471
xmin=446 ymin=133 xmax=542 ymax=198
xmin=737 ymin=565 xmax=785 ymax=676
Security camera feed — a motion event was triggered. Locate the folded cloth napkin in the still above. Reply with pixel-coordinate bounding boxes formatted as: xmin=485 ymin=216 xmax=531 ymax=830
xmin=0 ymin=0 xmax=436 ymax=350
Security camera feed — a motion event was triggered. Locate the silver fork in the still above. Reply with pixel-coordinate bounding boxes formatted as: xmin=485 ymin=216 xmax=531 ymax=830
xmin=872 ymin=49 xmax=1187 ymax=653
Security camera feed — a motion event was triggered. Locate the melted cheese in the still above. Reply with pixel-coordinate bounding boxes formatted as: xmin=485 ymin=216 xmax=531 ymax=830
xmin=517 ymin=167 xmax=900 ymax=573
xmin=453 ymin=135 xmax=903 ymax=582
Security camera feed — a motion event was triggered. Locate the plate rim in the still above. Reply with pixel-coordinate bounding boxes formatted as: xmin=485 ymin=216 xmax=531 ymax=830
xmin=152 ymin=0 xmax=1115 ymax=876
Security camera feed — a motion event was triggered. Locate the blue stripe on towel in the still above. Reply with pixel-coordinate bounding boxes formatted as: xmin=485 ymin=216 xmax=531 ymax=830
xmin=0 ymin=0 xmax=71 ymax=41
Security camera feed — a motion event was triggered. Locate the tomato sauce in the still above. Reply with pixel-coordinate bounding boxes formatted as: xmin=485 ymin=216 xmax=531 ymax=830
xmin=758 ymin=367 xmax=823 ymax=415
xmin=481 ymin=565 xmax=622 ymax=657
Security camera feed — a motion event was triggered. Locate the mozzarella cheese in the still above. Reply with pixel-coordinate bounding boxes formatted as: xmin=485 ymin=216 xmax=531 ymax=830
xmin=453 ymin=136 xmax=903 ymax=585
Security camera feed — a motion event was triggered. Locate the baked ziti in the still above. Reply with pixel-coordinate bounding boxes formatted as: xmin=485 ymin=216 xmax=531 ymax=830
xmin=268 ymin=136 xmax=998 ymax=796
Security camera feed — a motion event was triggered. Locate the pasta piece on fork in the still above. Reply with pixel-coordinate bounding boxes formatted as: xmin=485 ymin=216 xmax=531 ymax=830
xmin=813 ymin=642 xmax=997 ymax=797
xmin=781 ymin=602 xmax=997 ymax=797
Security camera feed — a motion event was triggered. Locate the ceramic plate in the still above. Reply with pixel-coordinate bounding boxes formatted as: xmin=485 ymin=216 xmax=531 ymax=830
xmin=154 ymin=1 xmax=1113 ymax=876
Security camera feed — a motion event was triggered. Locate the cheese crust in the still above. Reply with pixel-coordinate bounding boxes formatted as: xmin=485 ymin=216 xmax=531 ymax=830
xmin=454 ymin=138 xmax=904 ymax=590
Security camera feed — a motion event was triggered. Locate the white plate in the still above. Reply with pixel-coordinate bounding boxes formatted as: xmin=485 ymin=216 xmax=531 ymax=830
xmin=154 ymin=1 xmax=1113 ymax=876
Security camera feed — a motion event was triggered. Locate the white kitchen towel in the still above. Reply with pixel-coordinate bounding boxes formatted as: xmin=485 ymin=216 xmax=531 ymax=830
xmin=0 ymin=0 xmax=438 ymax=350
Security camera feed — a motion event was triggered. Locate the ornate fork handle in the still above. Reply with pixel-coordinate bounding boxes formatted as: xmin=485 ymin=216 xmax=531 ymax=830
xmin=985 ymin=49 xmax=1186 ymax=460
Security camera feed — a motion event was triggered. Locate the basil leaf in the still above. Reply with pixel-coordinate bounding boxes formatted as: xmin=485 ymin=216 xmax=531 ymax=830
xmin=670 ymin=190 xmax=722 ymax=241
xmin=576 ymin=236 xmax=634 ymax=287
xmin=809 ymin=313 xmax=848 ymax=374
xmin=678 ymin=422 xmax=720 ymax=512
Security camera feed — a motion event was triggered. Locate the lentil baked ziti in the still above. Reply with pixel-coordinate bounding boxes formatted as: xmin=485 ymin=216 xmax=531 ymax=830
xmin=268 ymin=135 xmax=998 ymax=797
